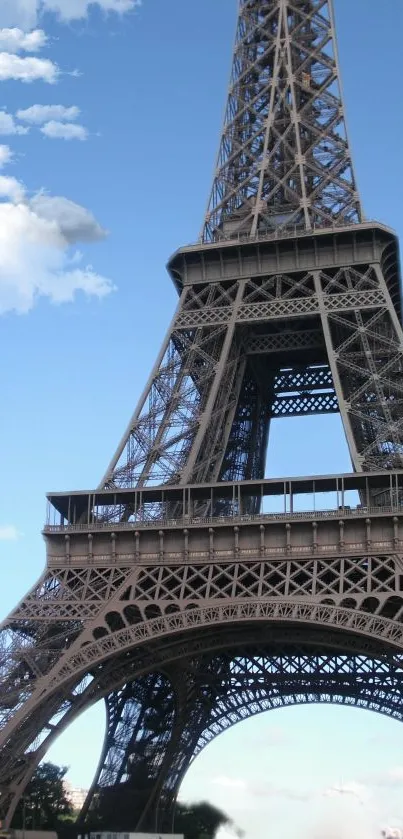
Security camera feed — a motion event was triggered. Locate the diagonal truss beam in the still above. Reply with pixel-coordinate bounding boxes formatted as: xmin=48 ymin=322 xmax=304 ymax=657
xmin=202 ymin=0 xmax=362 ymax=242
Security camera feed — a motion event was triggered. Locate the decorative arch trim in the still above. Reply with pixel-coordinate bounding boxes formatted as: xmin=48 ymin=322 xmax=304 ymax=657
xmin=3 ymin=598 xmax=403 ymax=768
xmin=50 ymin=598 xmax=403 ymax=692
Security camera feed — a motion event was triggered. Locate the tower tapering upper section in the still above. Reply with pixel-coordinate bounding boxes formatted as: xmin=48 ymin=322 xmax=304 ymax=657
xmin=202 ymin=0 xmax=363 ymax=243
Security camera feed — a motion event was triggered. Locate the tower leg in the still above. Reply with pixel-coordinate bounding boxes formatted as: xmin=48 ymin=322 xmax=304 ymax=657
xmin=82 ymin=657 xmax=233 ymax=831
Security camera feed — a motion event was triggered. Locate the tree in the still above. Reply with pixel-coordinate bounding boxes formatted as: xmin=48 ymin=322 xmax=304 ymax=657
xmin=12 ymin=762 xmax=73 ymax=831
xmin=173 ymin=800 xmax=243 ymax=839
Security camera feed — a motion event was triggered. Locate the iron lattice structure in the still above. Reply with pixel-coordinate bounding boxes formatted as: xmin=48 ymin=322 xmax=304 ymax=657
xmin=202 ymin=0 xmax=362 ymax=241
xmin=1 ymin=0 xmax=403 ymax=831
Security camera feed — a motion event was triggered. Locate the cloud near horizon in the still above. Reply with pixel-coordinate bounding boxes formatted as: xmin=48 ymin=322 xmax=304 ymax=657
xmin=370 ymin=767 xmax=403 ymax=789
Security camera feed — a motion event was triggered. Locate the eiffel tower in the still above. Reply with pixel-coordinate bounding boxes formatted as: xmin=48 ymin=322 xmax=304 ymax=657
xmin=2 ymin=0 xmax=403 ymax=831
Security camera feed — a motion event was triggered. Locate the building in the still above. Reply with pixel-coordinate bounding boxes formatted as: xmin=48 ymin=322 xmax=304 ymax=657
xmin=64 ymin=782 xmax=88 ymax=812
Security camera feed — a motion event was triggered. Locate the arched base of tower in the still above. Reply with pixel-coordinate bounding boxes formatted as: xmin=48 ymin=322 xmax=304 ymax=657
xmin=79 ymin=624 xmax=403 ymax=832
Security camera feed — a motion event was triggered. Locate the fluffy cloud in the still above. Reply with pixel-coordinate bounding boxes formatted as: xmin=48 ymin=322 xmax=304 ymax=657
xmin=0 ymin=145 xmax=13 ymax=168
xmin=17 ymin=104 xmax=80 ymax=124
xmin=0 ymin=175 xmax=25 ymax=202
xmin=372 ymin=767 xmax=403 ymax=788
xmin=0 ymin=53 xmax=58 ymax=82
xmin=0 ymin=0 xmax=141 ymax=29
xmin=0 ymin=27 xmax=47 ymax=52
xmin=30 ymin=194 xmax=107 ymax=243
xmin=0 ymin=525 xmax=20 ymax=540
xmin=40 ymin=120 xmax=87 ymax=140
xmin=387 ymin=768 xmax=403 ymax=785
xmin=0 ymin=0 xmax=117 ymax=315
xmin=0 ymin=2 xmax=38 ymax=32
xmin=0 ymin=110 xmax=28 ymax=135
xmin=15 ymin=106 xmax=87 ymax=141
xmin=0 ymin=179 xmax=114 ymax=314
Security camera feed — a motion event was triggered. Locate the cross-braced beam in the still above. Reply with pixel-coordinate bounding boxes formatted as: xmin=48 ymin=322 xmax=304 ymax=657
xmin=103 ymin=255 xmax=403 ymax=488
xmin=1 ymin=0 xmax=403 ymax=833
xmin=202 ymin=0 xmax=362 ymax=242
xmin=80 ymin=641 xmax=403 ymax=831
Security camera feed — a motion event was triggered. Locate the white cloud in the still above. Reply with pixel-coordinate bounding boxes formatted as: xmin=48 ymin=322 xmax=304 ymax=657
xmin=16 ymin=107 xmax=88 ymax=141
xmin=0 ymin=0 xmax=141 ymax=29
xmin=17 ymin=104 xmax=80 ymax=124
xmin=0 ymin=175 xmax=25 ymax=203
xmin=0 ymin=2 xmax=38 ymax=32
xmin=42 ymin=0 xmax=141 ymax=19
xmin=40 ymin=120 xmax=87 ymax=140
xmin=0 ymin=53 xmax=58 ymax=82
xmin=0 ymin=27 xmax=47 ymax=52
xmin=30 ymin=194 xmax=107 ymax=243
xmin=0 ymin=180 xmax=114 ymax=314
xmin=372 ymin=767 xmax=403 ymax=789
xmin=0 ymin=145 xmax=13 ymax=168
xmin=0 ymin=525 xmax=20 ymax=540
xmin=0 ymin=110 xmax=28 ymax=136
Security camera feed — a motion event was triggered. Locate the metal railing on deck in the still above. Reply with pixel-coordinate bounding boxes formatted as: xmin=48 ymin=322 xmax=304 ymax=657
xmin=43 ymin=503 xmax=402 ymax=534
xmin=182 ymin=219 xmax=386 ymax=251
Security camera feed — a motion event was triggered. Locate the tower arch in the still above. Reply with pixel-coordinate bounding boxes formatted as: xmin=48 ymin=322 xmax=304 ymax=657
xmin=1 ymin=0 xmax=403 ymax=832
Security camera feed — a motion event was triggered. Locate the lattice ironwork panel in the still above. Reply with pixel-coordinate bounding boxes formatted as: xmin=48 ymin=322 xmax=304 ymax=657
xmin=101 ymin=258 xmax=403 ymax=489
xmin=245 ymin=329 xmax=324 ymax=355
xmin=272 ymin=392 xmax=338 ymax=416
xmin=314 ymin=265 xmax=403 ymax=470
xmin=80 ymin=643 xmax=403 ymax=831
xmin=202 ymin=0 xmax=362 ymax=241
xmin=1 ymin=0 xmax=403 ymax=834
xmin=271 ymin=364 xmax=337 ymax=417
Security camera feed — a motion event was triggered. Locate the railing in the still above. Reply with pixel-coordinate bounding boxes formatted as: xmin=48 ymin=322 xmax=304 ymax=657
xmin=44 ymin=503 xmax=402 ymax=534
xmin=180 ymin=219 xmax=389 ymax=252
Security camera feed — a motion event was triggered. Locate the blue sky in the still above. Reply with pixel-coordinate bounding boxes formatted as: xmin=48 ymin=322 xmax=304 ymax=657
xmin=1 ymin=1 xmax=403 ymax=837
